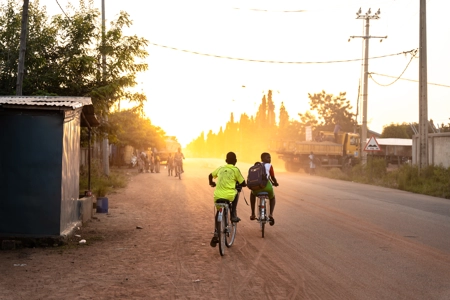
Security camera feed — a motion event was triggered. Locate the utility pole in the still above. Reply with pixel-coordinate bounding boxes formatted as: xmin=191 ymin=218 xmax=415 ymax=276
xmin=349 ymin=8 xmax=387 ymax=165
xmin=419 ymin=0 xmax=428 ymax=170
xmin=101 ymin=0 xmax=110 ymax=176
xmin=16 ymin=0 xmax=29 ymax=96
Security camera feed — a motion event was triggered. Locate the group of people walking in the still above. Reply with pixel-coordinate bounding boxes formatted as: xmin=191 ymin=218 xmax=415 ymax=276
xmin=137 ymin=151 xmax=161 ymax=173
xmin=137 ymin=148 xmax=185 ymax=176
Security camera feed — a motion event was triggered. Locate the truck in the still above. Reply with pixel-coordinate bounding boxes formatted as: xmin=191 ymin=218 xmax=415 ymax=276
xmin=272 ymin=131 xmax=360 ymax=172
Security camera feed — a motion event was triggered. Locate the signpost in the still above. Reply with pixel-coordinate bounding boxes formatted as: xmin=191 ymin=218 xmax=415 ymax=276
xmin=364 ymin=136 xmax=382 ymax=180
xmin=364 ymin=136 xmax=381 ymax=152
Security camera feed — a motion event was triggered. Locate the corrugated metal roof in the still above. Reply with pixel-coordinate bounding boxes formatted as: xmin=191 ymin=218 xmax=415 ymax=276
xmin=0 ymin=96 xmax=100 ymax=127
xmin=0 ymin=96 xmax=92 ymax=109
xmin=369 ymin=138 xmax=412 ymax=146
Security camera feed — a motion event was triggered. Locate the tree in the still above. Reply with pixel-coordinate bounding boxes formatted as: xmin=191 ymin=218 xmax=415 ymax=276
xmin=300 ymin=90 xmax=357 ymax=133
xmin=108 ymin=108 xmax=165 ymax=151
xmin=255 ymin=94 xmax=267 ymax=129
xmin=267 ymin=90 xmax=276 ymax=127
xmin=0 ymin=0 xmax=148 ymax=117
xmin=278 ymin=102 xmax=289 ymax=130
xmin=0 ymin=0 xmax=59 ymax=95
xmin=381 ymin=122 xmax=416 ymax=139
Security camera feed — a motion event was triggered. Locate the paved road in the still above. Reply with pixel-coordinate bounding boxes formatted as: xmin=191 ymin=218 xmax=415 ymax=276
xmin=188 ymin=158 xmax=450 ymax=299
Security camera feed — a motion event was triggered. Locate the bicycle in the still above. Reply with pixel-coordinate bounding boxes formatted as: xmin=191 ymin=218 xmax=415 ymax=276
xmin=255 ymin=191 xmax=272 ymax=238
xmin=212 ymin=186 xmax=241 ymax=256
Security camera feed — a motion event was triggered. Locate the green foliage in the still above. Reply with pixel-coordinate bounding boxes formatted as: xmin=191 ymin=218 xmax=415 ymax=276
xmin=0 ymin=0 xmax=59 ymax=95
xmin=319 ymin=161 xmax=450 ymax=199
xmin=381 ymin=122 xmax=415 ymax=138
xmin=389 ymin=164 xmax=450 ymax=198
xmin=319 ymin=167 xmax=350 ymax=181
xmin=278 ymin=102 xmax=289 ymax=129
xmin=0 ymin=0 xmax=148 ymax=118
xmin=301 ymin=90 xmax=358 ymax=133
xmin=108 ymin=108 xmax=166 ymax=150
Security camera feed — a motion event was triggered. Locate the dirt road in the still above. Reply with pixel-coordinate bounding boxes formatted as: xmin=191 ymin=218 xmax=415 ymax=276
xmin=1 ymin=158 xmax=450 ymax=300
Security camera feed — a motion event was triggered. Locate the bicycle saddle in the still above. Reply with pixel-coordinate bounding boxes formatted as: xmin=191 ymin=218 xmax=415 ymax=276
xmin=216 ymin=199 xmax=231 ymax=203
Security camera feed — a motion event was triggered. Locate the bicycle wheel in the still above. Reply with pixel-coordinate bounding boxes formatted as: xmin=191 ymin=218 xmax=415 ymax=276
xmin=259 ymin=197 xmax=265 ymax=238
xmin=225 ymin=207 xmax=237 ymax=247
xmin=178 ymin=165 xmax=181 ymax=180
xmin=218 ymin=212 xmax=226 ymax=256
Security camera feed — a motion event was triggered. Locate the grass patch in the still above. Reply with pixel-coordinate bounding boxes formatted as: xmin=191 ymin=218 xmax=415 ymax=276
xmin=318 ymin=160 xmax=450 ymax=199
xmin=79 ymin=159 xmax=131 ymax=197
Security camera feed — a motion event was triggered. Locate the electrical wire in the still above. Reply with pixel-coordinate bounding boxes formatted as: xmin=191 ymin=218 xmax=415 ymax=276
xmin=370 ymin=73 xmax=450 ymax=88
xmin=149 ymin=42 xmax=417 ymax=65
xmin=55 ymin=0 xmax=70 ymax=19
xmin=369 ymin=49 xmax=417 ymax=86
xmin=232 ymin=7 xmax=307 ymax=13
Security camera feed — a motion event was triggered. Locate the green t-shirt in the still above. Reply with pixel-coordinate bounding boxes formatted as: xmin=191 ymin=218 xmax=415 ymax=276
xmin=211 ymin=164 xmax=245 ymax=201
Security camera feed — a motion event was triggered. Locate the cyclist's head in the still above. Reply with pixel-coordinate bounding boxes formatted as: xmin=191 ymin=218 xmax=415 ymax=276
xmin=226 ymin=152 xmax=237 ymax=165
xmin=261 ymin=152 xmax=271 ymax=163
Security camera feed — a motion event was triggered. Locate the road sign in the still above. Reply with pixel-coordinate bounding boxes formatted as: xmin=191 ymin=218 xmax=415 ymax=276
xmin=364 ymin=136 xmax=381 ymax=151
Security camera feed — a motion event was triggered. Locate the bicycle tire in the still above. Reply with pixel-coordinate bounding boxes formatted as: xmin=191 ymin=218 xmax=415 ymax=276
xmin=259 ymin=197 xmax=266 ymax=238
xmin=225 ymin=207 xmax=237 ymax=247
xmin=261 ymin=221 xmax=265 ymax=238
xmin=218 ymin=213 xmax=226 ymax=256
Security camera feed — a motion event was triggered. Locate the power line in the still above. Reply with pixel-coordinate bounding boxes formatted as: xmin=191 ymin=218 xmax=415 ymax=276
xmin=232 ymin=7 xmax=307 ymax=13
xmin=149 ymin=42 xmax=416 ymax=65
xmin=369 ymin=49 xmax=417 ymax=86
xmin=55 ymin=0 xmax=70 ymax=19
xmin=370 ymin=72 xmax=450 ymax=88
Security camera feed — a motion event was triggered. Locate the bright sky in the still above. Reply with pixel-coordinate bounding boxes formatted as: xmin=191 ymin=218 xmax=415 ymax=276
xmin=38 ymin=0 xmax=450 ymax=147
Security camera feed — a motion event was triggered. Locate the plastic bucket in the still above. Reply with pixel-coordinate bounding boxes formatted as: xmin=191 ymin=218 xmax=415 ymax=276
xmin=96 ymin=197 xmax=109 ymax=213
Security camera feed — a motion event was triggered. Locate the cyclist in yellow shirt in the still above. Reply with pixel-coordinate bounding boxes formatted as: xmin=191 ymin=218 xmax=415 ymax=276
xmin=208 ymin=152 xmax=247 ymax=247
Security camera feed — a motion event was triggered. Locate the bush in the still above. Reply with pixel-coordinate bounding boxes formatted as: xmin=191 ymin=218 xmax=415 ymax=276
xmin=79 ymin=160 xmax=129 ymax=197
xmin=318 ymin=160 xmax=450 ymax=199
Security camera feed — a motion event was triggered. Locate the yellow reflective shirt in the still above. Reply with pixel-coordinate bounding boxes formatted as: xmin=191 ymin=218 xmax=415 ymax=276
xmin=211 ymin=164 xmax=245 ymax=202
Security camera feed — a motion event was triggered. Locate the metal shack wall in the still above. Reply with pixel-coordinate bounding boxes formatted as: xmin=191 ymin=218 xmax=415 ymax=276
xmin=60 ymin=109 xmax=81 ymax=235
xmin=0 ymin=109 xmax=63 ymax=236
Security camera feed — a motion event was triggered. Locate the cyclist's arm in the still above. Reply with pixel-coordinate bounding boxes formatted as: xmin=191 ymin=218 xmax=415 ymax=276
xmin=269 ymin=166 xmax=279 ymax=186
xmin=208 ymin=173 xmax=216 ymax=186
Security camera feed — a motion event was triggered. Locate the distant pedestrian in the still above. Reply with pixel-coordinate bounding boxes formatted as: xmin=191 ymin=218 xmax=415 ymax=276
xmin=309 ymin=152 xmax=316 ymax=175
xmin=334 ymin=121 xmax=341 ymax=143
xmin=167 ymin=153 xmax=174 ymax=176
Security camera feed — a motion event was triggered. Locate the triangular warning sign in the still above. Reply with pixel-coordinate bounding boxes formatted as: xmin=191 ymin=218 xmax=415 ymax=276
xmin=364 ymin=136 xmax=381 ymax=151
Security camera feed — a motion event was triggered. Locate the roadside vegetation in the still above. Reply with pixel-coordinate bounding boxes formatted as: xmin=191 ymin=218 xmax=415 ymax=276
xmin=79 ymin=160 xmax=130 ymax=197
xmin=317 ymin=159 xmax=450 ymax=199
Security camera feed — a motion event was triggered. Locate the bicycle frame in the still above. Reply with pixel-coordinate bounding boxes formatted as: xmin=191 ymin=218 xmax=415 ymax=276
xmin=256 ymin=192 xmax=269 ymax=238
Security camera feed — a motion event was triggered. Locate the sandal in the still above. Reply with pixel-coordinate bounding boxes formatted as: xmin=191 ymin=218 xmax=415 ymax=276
xmin=269 ymin=216 xmax=275 ymax=226
xmin=210 ymin=236 xmax=218 ymax=247
xmin=250 ymin=215 xmax=256 ymax=221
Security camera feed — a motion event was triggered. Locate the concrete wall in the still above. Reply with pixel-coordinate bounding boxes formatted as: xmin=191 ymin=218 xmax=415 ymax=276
xmin=412 ymin=132 xmax=450 ymax=168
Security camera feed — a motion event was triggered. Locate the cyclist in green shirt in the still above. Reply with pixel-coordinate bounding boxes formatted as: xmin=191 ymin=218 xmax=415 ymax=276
xmin=208 ymin=152 xmax=247 ymax=247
